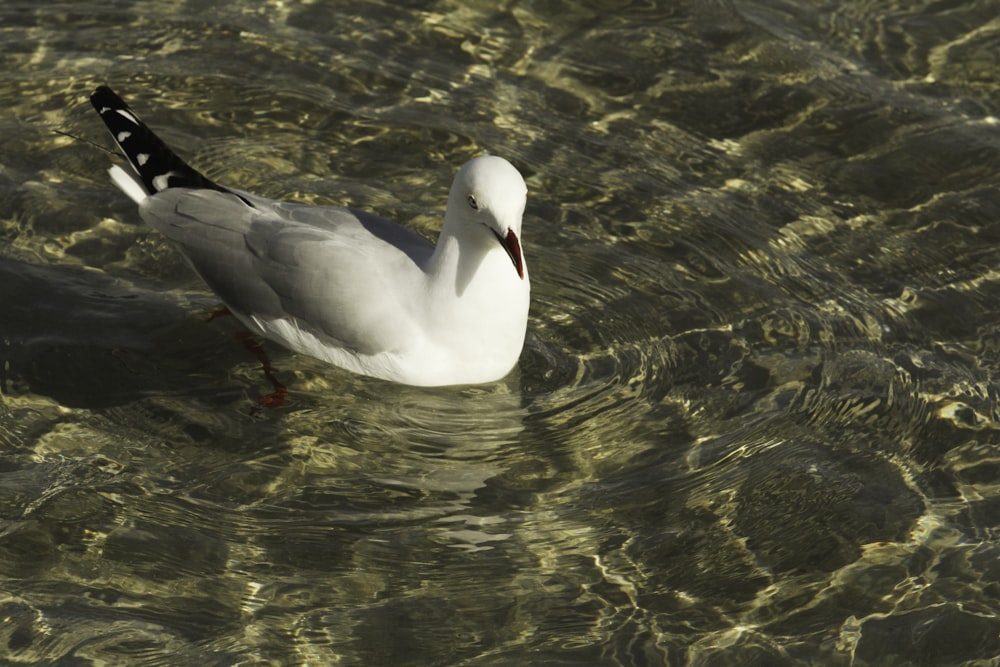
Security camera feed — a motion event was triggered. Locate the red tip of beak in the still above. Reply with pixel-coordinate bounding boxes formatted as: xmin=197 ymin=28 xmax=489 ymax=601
xmin=494 ymin=228 xmax=524 ymax=279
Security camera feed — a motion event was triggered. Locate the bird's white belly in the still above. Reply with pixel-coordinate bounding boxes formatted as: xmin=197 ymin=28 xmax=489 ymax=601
xmin=244 ymin=312 xmax=522 ymax=387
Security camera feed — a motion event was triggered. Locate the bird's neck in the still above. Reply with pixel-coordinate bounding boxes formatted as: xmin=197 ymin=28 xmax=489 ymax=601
xmin=422 ymin=224 xmax=529 ymax=376
xmin=427 ymin=218 xmax=485 ymax=296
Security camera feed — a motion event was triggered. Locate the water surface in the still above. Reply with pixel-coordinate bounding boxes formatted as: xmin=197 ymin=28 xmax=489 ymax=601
xmin=3 ymin=0 xmax=1000 ymax=664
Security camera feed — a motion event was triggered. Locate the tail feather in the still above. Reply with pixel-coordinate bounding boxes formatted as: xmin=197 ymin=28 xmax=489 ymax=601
xmin=90 ymin=85 xmax=231 ymax=201
xmin=108 ymin=164 xmax=150 ymax=204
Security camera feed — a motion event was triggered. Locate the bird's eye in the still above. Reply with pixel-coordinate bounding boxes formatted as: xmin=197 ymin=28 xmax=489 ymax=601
xmin=467 ymin=195 xmax=478 ymax=210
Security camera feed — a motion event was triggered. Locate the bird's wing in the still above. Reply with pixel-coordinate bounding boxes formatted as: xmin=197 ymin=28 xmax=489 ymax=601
xmin=139 ymin=189 xmax=433 ymax=355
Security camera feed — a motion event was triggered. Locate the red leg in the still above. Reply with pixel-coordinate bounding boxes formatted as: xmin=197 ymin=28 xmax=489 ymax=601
xmin=233 ymin=331 xmax=289 ymax=414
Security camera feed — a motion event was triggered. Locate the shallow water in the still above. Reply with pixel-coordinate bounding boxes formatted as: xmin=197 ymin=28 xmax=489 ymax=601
xmin=3 ymin=0 xmax=1000 ymax=664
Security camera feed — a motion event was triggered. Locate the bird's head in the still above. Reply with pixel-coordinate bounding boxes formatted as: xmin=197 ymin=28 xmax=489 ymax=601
xmin=446 ymin=155 xmax=527 ymax=279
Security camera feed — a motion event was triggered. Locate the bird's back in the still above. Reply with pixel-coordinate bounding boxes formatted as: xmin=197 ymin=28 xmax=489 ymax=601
xmin=140 ymin=188 xmax=434 ymax=357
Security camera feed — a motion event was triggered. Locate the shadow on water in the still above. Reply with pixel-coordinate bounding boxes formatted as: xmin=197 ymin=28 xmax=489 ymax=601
xmin=0 ymin=257 xmax=250 ymax=409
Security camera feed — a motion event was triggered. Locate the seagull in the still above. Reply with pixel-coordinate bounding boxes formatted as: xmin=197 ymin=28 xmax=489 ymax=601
xmin=90 ymin=85 xmax=530 ymax=387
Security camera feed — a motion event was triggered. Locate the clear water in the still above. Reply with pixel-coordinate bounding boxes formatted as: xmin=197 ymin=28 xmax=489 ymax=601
xmin=3 ymin=0 xmax=1000 ymax=664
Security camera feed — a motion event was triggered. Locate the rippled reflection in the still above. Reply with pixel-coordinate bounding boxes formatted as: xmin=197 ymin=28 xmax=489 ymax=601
xmin=4 ymin=0 xmax=1000 ymax=664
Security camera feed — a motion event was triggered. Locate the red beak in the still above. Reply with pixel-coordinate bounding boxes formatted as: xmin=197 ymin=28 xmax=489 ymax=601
xmin=493 ymin=228 xmax=524 ymax=279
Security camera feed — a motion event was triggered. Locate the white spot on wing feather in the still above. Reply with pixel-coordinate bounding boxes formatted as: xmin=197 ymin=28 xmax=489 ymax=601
xmin=114 ymin=109 xmax=140 ymax=124
xmin=152 ymin=171 xmax=181 ymax=191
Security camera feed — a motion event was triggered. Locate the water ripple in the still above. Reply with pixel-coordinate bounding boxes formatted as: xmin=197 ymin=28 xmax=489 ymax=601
xmin=5 ymin=0 xmax=1000 ymax=664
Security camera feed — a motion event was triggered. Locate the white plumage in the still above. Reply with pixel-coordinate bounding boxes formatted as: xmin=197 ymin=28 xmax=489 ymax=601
xmin=91 ymin=86 xmax=529 ymax=386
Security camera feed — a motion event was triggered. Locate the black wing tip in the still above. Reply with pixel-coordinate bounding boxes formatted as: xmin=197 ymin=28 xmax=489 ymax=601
xmin=89 ymin=84 xmax=241 ymax=201
xmin=90 ymin=85 xmax=126 ymax=112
